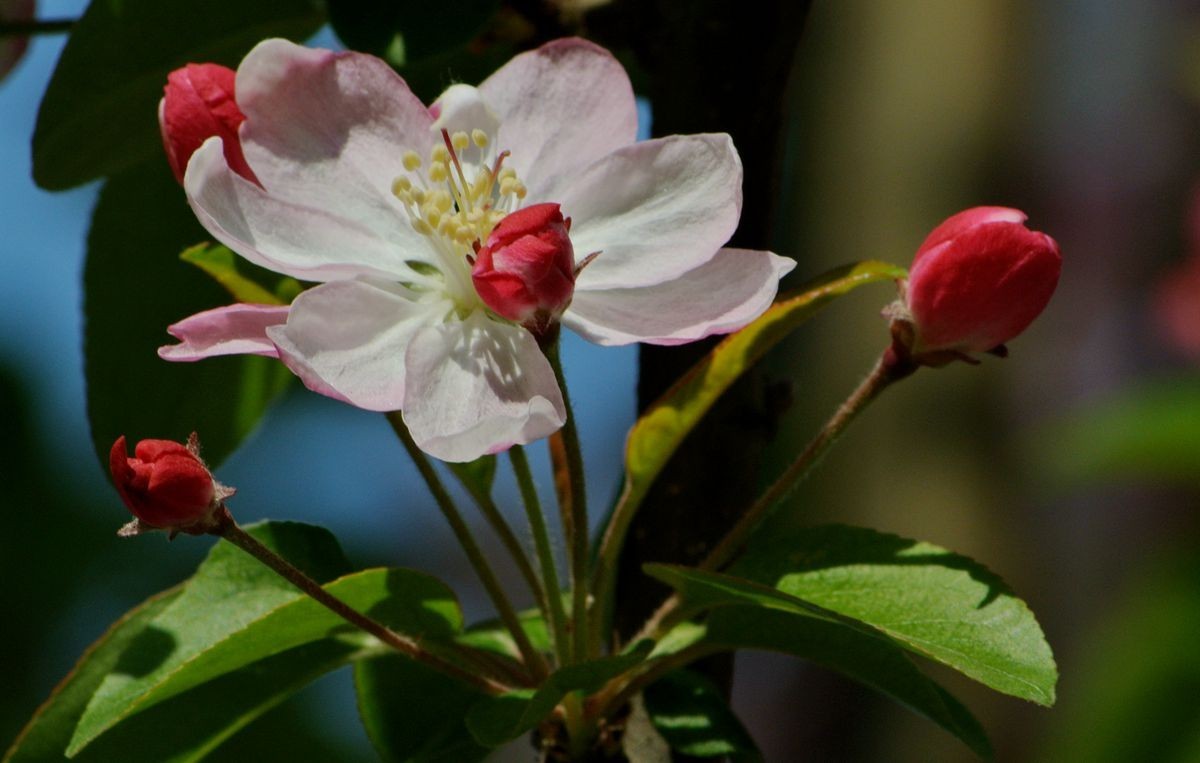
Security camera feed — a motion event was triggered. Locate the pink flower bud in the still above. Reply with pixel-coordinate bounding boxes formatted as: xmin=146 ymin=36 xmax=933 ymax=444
xmin=109 ymin=434 xmax=225 ymax=533
xmin=472 ymin=203 xmax=576 ymax=334
xmin=0 ymin=0 xmax=35 ymax=84
xmin=898 ymin=206 xmax=1061 ymax=364
xmin=159 ymin=63 xmax=257 ymax=185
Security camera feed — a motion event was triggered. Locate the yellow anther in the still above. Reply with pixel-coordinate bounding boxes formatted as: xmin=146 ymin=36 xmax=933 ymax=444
xmin=514 ymin=182 xmax=527 ymax=200
xmin=434 ymin=191 xmax=453 ymax=213
xmin=412 ymin=218 xmax=433 ymax=235
xmin=498 ymin=167 xmax=517 ymax=181
xmin=432 ymin=144 xmax=450 ymax=163
xmin=499 ymin=177 xmax=516 ymax=196
xmin=428 ymin=162 xmax=448 ymax=183
xmin=438 ymin=217 xmax=454 ymax=236
xmin=451 ymin=131 xmax=470 ymax=151
xmin=402 ymin=151 xmax=422 ymax=171
xmin=410 ymin=187 xmax=426 ymax=205
xmin=472 ymin=129 xmax=489 ymax=148
xmin=391 ymin=176 xmax=412 ymax=197
xmin=426 ymin=208 xmax=442 ymax=228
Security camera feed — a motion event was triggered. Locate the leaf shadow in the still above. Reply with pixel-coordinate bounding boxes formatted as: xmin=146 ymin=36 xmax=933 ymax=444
xmin=112 ymin=625 xmax=176 ymax=678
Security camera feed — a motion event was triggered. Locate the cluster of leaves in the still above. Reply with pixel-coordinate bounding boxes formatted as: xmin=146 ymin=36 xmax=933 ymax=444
xmin=9 ymin=0 xmax=1058 ymax=760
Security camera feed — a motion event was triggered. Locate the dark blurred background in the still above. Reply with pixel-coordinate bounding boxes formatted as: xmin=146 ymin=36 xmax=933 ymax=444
xmin=3 ymin=1 xmax=1200 ymax=761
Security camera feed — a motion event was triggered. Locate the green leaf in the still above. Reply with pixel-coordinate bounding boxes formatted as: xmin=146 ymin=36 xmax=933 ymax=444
xmin=1037 ymin=376 xmax=1200 ymax=489
xmin=460 ymin=607 xmax=552 ymax=658
xmin=447 ymin=456 xmax=498 ymax=505
xmin=642 ymin=670 xmax=761 ymax=761
xmin=698 ymin=609 xmax=992 ymax=759
xmin=84 ymin=161 xmax=292 ymax=470
xmin=729 ymin=525 xmax=1057 ymax=706
xmin=355 ymin=655 xmax=491 ymax=763
xmin=68 ymin=522 xmax=463 ymax=755
xmin=180 ymin=243 xmax=285 ymax=306
xmin=465 ymin=649 xmax=649 ymax=746
xmin=33 ymin=0 xmax=323 ymax=190
xmin=327 ymin=0 xmax=498 ymax=63
xmin=621 ymin=261 xmax=905 ymax=517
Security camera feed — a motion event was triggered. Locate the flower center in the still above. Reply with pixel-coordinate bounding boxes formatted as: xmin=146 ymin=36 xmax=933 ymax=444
xmin=390 ymin=128 xmax=530 ymax=311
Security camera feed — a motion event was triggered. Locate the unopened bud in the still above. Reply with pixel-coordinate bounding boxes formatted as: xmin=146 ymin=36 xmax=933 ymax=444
xmin=471 ymin=203 xmax=576 ymax=336
xmin=159 ymin=63 xmax=258 ymax=185
xmin=109 ymin=433 xmax=233 ymax=536
xmin=888 ymin=206 xmax=1061 ymax=368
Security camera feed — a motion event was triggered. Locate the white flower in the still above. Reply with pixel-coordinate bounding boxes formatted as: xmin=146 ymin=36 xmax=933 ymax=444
xmin=160 ymin=38 xmax=794 ymax=461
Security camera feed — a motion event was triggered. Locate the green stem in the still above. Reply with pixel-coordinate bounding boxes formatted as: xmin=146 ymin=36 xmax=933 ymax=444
xmin=386 ymin=413 xmax=550 ymax=681
xmin=453 ymin=471 xmax=548 ymax=620
xmin=0 ymin=18 xmax=75 ymax=37
xmin=211 ymin=508 xmax=511 ymax=695
xmin=632 ymin=353 xmax=907 ymax=644
xmin=545 ymin=340 xmax=590 ymax=665
xmin=510 ymin=445 xmax=570 ymax=667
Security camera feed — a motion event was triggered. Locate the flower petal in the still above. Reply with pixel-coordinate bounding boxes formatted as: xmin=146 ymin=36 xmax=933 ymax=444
xmin=235 ymin=39 xmax=436 ymax=242
xmin=158 ymin=303 xmax=289 ymax=360
xmin=186 ymin=137 xmax=422 ymax=281
xmin=564 ymin=134 xmax=743 ymax=290
xmin=565 ymin=248 xmax=794 ymax=346
xmin=401 ymin=313 xmax=566 ymax=462
xmin=477 ymin=38 xmax=638 ymax=201
xmin=266 ymin=279 xmax=447 ymax=410
xmin=914 ymin=206 xmax=1027 ymax=264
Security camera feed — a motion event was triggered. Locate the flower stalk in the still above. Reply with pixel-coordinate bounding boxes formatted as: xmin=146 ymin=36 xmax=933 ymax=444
xmin=387 ymin=413 xmax=550 ymax=681
xmin=510 ymin=444 xmax=571 ymax=667
xmin=210 ymin=507 xmax=512 ymax=695
xmin=544 ymin=339 xmax=591 ymax=665
xmin=0 ymin=18 xmax=74 ymax=37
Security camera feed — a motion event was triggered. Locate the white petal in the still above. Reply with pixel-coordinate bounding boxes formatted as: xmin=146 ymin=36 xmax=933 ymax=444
xmin=235 ymin=39 xmax=436 ymax=251
xmin=431 ymin=84 xmax=500 ymax=139
xmin=564 ymin=134 xmax=743 ymax=290
xmin=158 ymin=303 xmax=288 ymax=360
xmin=477 ymin=38 xmax=638 ymax=201
xmin=564 ymin=248 xmax=795 ymax=346
xmin=186 ymin=138 xmax=424 ymax=281
xmin=401 ymin=312 xmax=566 ymax=462
xmin=266 ymin=279 xmax=446 ymax=410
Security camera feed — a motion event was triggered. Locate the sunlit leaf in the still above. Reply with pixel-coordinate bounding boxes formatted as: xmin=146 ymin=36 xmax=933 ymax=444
xmin=180 ymin=243 xmax=285 ymax=306
xmin=729 ymin=525 xmax=1057 ymax=705
xmin=33 ymin=0 xmax=323 ymax=189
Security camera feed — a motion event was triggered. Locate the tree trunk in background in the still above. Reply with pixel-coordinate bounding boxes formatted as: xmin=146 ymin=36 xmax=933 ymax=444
xmin=590 ymin=0 xmax=814 ymax=669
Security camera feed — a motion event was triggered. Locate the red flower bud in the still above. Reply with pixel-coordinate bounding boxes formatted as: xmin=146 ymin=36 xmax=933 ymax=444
xmin=897 ymin=206 xmax=1061 ymax=364
xmin=159 ymin=63 xmax=257 ymax=185
xmin=109 ymin=434 xmax=228 ymax=534
xmin=0 ymin=0 xmax=34 ymax=84
xmin=472 ymin=203 xmax=576 ymax=335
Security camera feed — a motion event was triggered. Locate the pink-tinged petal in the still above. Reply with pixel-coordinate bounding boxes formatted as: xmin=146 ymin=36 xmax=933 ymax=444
xmin=907 ymin=224 xmax=1061 ymax=353
xmin=564 ymin=134 xmax=743 ymax=290
xmin=565 ymin=248 xmax=794 ymax=346
xmin=186 ymin=137 xmax=422 ymax=281
xmin=235 ymin=39 xmax=436 ymax=242
xmin=158 ymin=303 xmax=289 ymax=361
xmin=0 ymin=0 xmax=34 ymax=84
xmin=477 ymin=38 xmax=638 ymax=201
xmin=266 ymin=279 xmax=444 ymax=410
xmin=401 ymin=313 xmax=566 ymax=462
xmin=914 ymin=206 xmax=1027 ymax=265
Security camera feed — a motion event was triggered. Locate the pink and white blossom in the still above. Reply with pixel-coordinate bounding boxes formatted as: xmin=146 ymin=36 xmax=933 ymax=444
xmin=160 ymin=38 xmax=794 ymax=461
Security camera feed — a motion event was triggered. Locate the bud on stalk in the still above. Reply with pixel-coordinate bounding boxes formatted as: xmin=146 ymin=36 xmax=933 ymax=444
xmin=109 ymin=433 xmax=233 ymax=536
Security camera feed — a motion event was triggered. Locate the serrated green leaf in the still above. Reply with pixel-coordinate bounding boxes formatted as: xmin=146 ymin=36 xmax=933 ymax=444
xmin=698 ymin=609 xmax=993 ymax=759
xmin=355 ymin=655 xmax=491 ymax=763
xmin=84 ymin=161 xmax=292 ymax=471
xmin=180 ymin=243 xmax=285 ymax=306
xmin=729 ymin=525 xmax=1057 ymax=706
xmin=1037 ymin=376 xmax=1200 ymax=489
xmin=33 ymin=0 xmax=323 ymax=189
xmin=620 ymin=261 xmax=905 ymax=528
xmin=465 ymin=649 xmax=649 ymax=746
xmin=642 ymin=670 xmax=761 ymax=761
xmin=68 ymin=522 xmax=463 ymax=756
